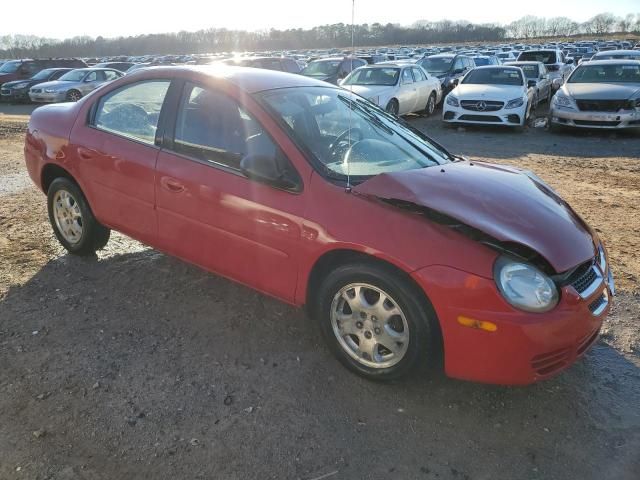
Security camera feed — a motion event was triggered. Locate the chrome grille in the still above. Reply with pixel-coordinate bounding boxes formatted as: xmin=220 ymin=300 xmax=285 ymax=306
xmin=572 ymin=266 xmax=597 ymax=294
xmin=588 ymin=291 xmax=609 ymax=316
xmin=1 ymin=89 xmax=10 ymax=95
xmin=460 ymin=100 xmax=504 ymax=112
xmin=576 ymin=99 xmax=631 ymax=112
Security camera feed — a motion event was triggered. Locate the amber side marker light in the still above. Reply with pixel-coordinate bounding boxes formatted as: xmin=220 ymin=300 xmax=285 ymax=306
xmin=457 ymin=316 xmax=498 ymax=332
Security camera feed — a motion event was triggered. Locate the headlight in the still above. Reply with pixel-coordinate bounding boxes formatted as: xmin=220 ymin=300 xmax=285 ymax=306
xmin=446 ymin=95 xmax=459 ymax=107
xmin=12 ymin=82 xmax=29 ymax=89
xmin=44 ymin=89 xmax=58 ymax=93
xmin=494 ymin=256 xmax=559 ymax=313
xmin=505 ymin=97 xmax=524 ymax=109
xmin=552 ymin=93 xmax=574 ymax=108
xmin=368 ymin=95 xmax=380 ymax=106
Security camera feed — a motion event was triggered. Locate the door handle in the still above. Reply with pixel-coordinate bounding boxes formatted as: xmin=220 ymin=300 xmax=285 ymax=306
xmin=161 ymin=177 xmax=185 ymax=193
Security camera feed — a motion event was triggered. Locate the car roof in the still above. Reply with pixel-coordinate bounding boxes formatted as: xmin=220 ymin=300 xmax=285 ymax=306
xmin=128 ymin=65 xmax=333 ymax=93
xmin=581 ymin=59 xmax=640 ymax=66
xmin=594 ymin=50 xmax=639 ymax=56
xmin=504 ymin=61 xmax=542 ymax=65
xmin=472 ymin=65 xmax=521 ymax=70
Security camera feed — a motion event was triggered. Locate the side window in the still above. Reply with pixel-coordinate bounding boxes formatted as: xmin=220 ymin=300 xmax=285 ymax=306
xmin=85 ymin=71 xmax=98 ymax=82
xmin=93 ymin=80 xmax=170 ymax=145
xmin=465 ymin=58 xmax=474 ymax=69
xmin=104 ymin=70 xmax=120 ymax=81
xmin=453 ymin=58 xmax=465 ymax=71
xmin=283 ymin=59 xmax=299 ymax=73
xmin=24 ymin=63 xmax=40 ymax=75
xmin=401 ymin=68 xmax=414 ymax=84
xmin=412 ymin=67 xmax=426 ymax=81
xmin=51 ymin=70 xmax=66 ymax=80
xmin=173 ymin=83 xmax=276 ymax=171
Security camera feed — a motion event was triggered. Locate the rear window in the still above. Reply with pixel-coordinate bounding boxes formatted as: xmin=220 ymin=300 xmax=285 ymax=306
xmin=518 ymin=51 xmax=557 ymax=64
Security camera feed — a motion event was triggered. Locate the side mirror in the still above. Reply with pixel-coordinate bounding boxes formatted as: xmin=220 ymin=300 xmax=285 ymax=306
xmin=527 ymin=79 xmax=537 ymax=88
xmin=552 ymin=78 xmax=562 ymax=89
xmin=240 ymin=154 xmax=299 ymax=190
xmin=452 ymin=68 xmax=464 ymax=75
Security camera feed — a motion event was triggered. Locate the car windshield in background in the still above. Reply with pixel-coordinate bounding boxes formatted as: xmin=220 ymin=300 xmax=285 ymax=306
xmin=473 ymin=58 xmax=491 ymax=66
xmin=421 ymin=57 xmax=452 ymax=73
xmin=462 ymin=68 xmax=523 ymax=85
xmin=303 ymin=61 xmax=341 ymax=76
xmin=518 ymin=52 xmax=557 ymax=64
xmin=258 ymin=87 xmax=449 ymax=179
xmin=0 ymin=61 xmax=20 ymax=73
xmin=343 ymin=68 xmax=399 ymax=86
xmin=569 ymin=64 xmax=640 ymax=83
xmin=597 ymin=53 xmax=640 ymax=60
xmin=59 ymin=70 xmax=87 ymax=82
xmin=518 ymin=65 xmax=539 ymax=78
xmin=31 ymin=69 xmax=56 ymax=80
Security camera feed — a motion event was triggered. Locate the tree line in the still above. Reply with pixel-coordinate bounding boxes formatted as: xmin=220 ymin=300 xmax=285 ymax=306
xmin=1 ymin=12 xmax=639 ymax=59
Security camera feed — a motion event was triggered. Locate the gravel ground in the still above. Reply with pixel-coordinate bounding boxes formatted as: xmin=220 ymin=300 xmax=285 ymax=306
xmin=0 ymin=104 xmax=639 ymax=480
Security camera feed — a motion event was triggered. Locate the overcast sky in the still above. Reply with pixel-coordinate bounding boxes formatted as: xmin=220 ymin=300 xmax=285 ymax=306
xmin=5 ymin=0 xmax=638 ymax=39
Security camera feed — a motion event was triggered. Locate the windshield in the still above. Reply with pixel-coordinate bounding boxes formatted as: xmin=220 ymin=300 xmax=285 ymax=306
xmin=518 ymin=65 xmax=539 ymax=78
xmin=0 ymin=61 xmax=20 ymax=73
xmin=31 ymin=69 xmax=55 ymax=80
xmin=596 ymin=53 xmax=640 ymax=60
xmin=462 ymin=68 xmax=523 ymax=85
xmin=473 ymin=58 xmax=491 ymax=66
xmin=303 ymin=60 xmax=341 ymax=76
xmin=569 ymin=64 xmax=640 ymax=83
xmin=342 ymin=68 xmax=399 ymax=86
xmin=258 ymin=87 xmax=450 ymax=180
xmin=518 ymin=51 xmax=557 ymax=64
xmin=420 ymin=57 xmax=452 ymax=73
xmin=59 ymin=70 xmax=87 ymax=82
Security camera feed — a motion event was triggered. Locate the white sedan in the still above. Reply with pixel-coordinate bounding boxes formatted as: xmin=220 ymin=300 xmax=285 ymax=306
xmin=442 ymin=66 xmax=535 ymax=129
xmin=340 ymin=64 xmax=442 ymax=116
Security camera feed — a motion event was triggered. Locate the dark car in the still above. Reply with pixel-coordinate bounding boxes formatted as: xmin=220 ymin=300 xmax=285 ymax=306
xmin=301 ymin=57 xmax=367 ymax=84
xmin=1 ymin=68 xmax=73 ymax=103
xmin=93 ymin=62 xmax=136 ymax=72
xmin=220 ymin=56 xmax=302 ymax=74
xmin=357 ymin=54 xmax=387 ymax=65
xmin=0 ymin=58 xmax=87 ymax=88
xmin=416 ymin=54 xmax=474 ymax=97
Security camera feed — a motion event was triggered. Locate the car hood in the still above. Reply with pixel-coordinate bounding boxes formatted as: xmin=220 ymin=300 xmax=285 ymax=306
xmin=34 ymin=80 xmax=76 ymax=90
xmin=2 ymin=79 xmax=34 ymax=88
xmin=353 ymin=161 xmax=596 ymax=273
xmin=564 ymin=82 xmax=640 ymax=100
xmin=452 ymin=84 xmax=524 ymax=99
xmin=345 ymin=85 xmax=394 ymax=99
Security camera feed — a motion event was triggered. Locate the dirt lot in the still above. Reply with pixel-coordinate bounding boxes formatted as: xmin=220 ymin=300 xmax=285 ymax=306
xmin=0 ymin=104 xmax=639 ymax=480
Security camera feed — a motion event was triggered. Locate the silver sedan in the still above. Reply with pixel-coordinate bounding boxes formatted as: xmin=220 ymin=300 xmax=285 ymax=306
xmin=28 ymin=68 xmax=124 ymax=103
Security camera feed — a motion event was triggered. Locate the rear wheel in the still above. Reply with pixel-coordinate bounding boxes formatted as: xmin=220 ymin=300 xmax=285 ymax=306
xmin=423 ymin=92 xmax=437 ymax=116
xmin=47 ymin=177 xmax=110 ymax=255
xmin=313 ymin=262 xmax=440 ymax=381
xmin=66 ymin=90 xmax=82 ymax=102
xmin=385 ymin=99 xmax=399 ymax=116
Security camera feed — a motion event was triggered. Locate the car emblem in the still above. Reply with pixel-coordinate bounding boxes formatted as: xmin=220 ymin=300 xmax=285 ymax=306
xmin=476 ymin=101 xmax=487 ymax=111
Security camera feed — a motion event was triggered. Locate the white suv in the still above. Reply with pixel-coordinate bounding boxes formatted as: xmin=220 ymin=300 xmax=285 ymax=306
xmin=517 ymin=50 xmax=574 ymax=88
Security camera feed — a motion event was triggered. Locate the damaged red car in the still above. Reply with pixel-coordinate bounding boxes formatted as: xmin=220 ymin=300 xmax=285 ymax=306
xmin=24 ymin=66 xmax=615 ymax=385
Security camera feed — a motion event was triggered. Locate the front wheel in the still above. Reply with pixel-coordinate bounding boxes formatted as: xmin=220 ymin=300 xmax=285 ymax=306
xmin=313 ymin=262 xmax=440 ymax=381
xmin=66 ymin=90 xmax=82 ymax=102
xmin=385 ymin=99 xmax=399 ymax=116
xmin=47 ymin=177 xmax=110 ymax=255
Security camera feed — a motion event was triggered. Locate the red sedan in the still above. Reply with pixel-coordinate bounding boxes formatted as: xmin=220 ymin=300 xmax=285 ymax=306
xmin=24 ymin=66 xmax=614 ymax=385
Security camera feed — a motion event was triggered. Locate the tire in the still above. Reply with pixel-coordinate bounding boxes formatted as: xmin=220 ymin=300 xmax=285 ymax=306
xmin=47 ymin=177 xmax=110 ymax=255
xmin=66 ymin=90 xmax=82 ymax=102
xmin=385 ymin=99 xmax=399 ymax=116
xmin=423 ymin=92 xmax=437 ymax=116
xmin=312 ymin=262 xmax=440 ymax=381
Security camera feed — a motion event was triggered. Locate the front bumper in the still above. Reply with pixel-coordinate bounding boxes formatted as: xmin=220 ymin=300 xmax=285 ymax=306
xmin=411 ymin=264 xmax=612 ymax=385
xmin=1 ymin=87 xmax=30 ymax=102
xmin=443 ymin=102 xmax=526 ymax=126
xmin=28 ymin=91 xmax=67 ymax=103
xmin=550 ymin=106 xmax=640 ymax=129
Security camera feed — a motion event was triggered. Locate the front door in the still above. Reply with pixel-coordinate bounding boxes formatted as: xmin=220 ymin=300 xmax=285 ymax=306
xmin=155 ymin=82 xmax=304 ymax=301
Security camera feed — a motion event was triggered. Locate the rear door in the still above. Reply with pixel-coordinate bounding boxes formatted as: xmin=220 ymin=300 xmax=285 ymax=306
xmin=70 ymin=79 xmax=172 ymax=244
xmin=397 ymin=67 xmax=417 ymax=114
xmin=411 ymin=67 xmax=429 ymax=109
xmin=154 ymin=81 xmax=305 ymax=301
xmin=79 ymin=71 xmax=103 ymax=95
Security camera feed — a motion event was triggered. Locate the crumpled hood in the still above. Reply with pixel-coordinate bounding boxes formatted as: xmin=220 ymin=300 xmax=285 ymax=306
xmin=353 ymin=161 xmax=596 ymax=273
xmin=564 ymin=83 xmax=640 ymax=100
